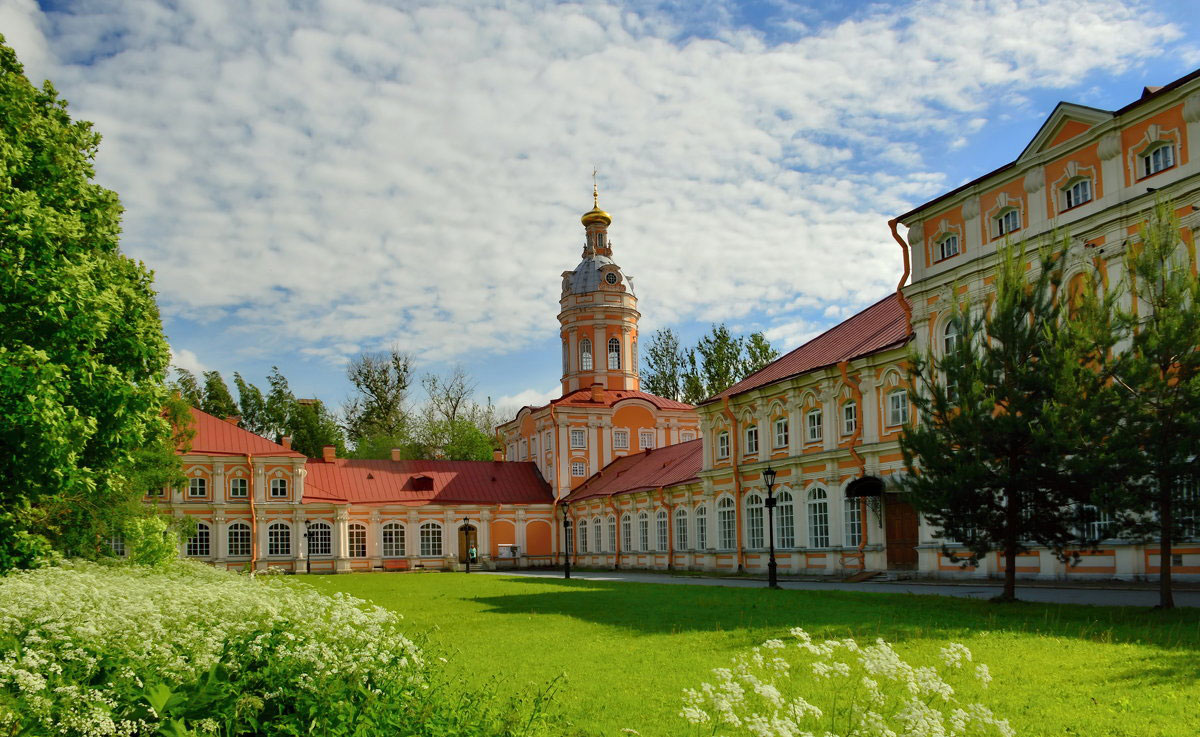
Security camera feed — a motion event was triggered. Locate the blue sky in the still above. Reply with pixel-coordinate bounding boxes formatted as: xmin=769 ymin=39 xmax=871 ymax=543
xmin=4 ymin=0 xmax=1199 ymax=415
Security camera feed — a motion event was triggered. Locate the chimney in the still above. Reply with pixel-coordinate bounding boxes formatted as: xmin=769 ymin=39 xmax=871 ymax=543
xmin=224 ymin=415 xmax=242 ymax=426
xmin=281 ymin=435 xmax=292 ymax=450
xmin=590 ymin=382 xmax=604 ymax=403
xmin=391 ymin=448 xmax=402 ymax=462
xmin=492 ymin=449 xmax=504 ymax=462
xmin=322 ymin=445 xmax=336 ymax=463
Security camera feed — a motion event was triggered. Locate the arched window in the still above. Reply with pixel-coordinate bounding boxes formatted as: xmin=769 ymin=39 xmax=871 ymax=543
xmin=943 ymin=319 xmax=961 ymax=353
xmin=777 ymin=490 xmax=795 ymax=548
xmin=227 ymin=521 xmax=251 ymax=558
xmin=382 ymin=522 xmax=405 ymax=558
xmin=675 ymin=507 xmax=689 ymax=550
xmin=607 ymin=515 xmax=617 ymax=553
xmin=695 ymin=504 xmax=708 ymax=549
xmin=845 ymin=496 xmax=863 ymax=547
xmin=565 ymin=519 xmax=574 ymax=554
xmin=593 ymin=518 xmax=602 ymax=554
xmin=580 ymin=338 xmax=593 ymax=371
xmin=717 ymin=431 xmax=730 ymax=458
xmin=308 ymin=521 xmax=332 ymax=557
xmin=267 ymin=522 xmax=291 ymax=557
xmin=631 ymin=339 xmax=638 ymax=377
xmin=1142 ymin=142 xmax=1175 ymax=178
xmin=1063 ymin=177 xmax=1092 ymax=210
xmin=745 ymin=493 xmax=764 ymax=549
xmin=578 ymin=517 xmax=588 ymax=553
xmin=348 ymin=523 xmax=367 ymax=558
xmin=717 ymin=497 xmax=736 ymax=550
xmin=656 ymin=510 xmax=668 ymax=551
xmin=186 ymin=522 xmax=210 ymax=557
xmin=995 ymin=207 xmax=1021 ymax=237
xmin=621 ymin=514 xmax=632 ymax=552
xmin=608 ymin=338 xmax=621 ymax=370
xmin=638 ymin=512 xmax=649 ymax=552
xmin=562 ymin=341 xmax=569 ymax=375
xmin=936 ymin=234 xmax=959 ymax=261
xmin=842 ymin=401 xmax=857 ymax=436
xmin=419 ymin=522 xmax=442 ymax=557
xmin=807 ymin=488 xmax=830 ymax=548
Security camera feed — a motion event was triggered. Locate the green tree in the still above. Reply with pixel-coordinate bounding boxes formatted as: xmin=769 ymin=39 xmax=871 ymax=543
xmin=898 ymin=240 xmax=1085 ymax=602
xmin=680 ymin=324 xmax=747 ymax=404
xmin=743 ymin=331 xmax=781 ymax=376
xmin=643 ymin=328 xmax=685 ymax=401
xmin=288 ymin=399 xmax=347 ymax=459
xmin=169 ymin=367 xmax=203 ymax=408
xmin=233 ymin=372 xmax=269 ymax=437
xmin=0 ymin=37 xmax=175 ymax=569
xmin=200 ymin=370 xmax=238 ymax=419
xmin=343 ymin=347 xmax=412 ymax=445
xmin=264 ymin=366 xmax=294 ymax=443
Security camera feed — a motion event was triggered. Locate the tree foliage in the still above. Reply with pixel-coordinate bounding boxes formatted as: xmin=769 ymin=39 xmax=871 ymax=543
xmin=343 ymin=347 xmax=412 ymax=445
xmin=200 ymin=370 xmax=238 ymax=419
xmin=643 ymin=328 xmax=685 ymax=401
xmin=0 ymin=37 xmax=175 ymax=569
xmin=675 ymin=324 xmax=780 ymax=404
xmin=232 ymin=371 xmax=269 ymax=436
xmin=743 ymin=332 xmax=781 ymax=376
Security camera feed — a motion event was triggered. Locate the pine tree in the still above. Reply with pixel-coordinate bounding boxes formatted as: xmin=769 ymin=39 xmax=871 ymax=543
xmin=233 ymin=372 xmax=269 ymax=436
xmin=200 ymin=371 xmax=239 ymax=419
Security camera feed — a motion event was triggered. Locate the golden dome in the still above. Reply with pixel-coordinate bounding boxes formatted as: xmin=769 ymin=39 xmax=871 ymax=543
xmin=581 ymin=177 xmax=611 ymax=227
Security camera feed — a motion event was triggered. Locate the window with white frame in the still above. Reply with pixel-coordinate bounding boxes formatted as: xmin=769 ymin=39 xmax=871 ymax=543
xmin=565 ymin=521 xmax=573 ymax=554
xmin=675 ymin=507 xmax=688 ymax=550
xmin=545 ymin=431 xmax=553 ymax=451
xmin=147 ymin=487 xmax=165 ymax=497
xmin=995 ymin=208 xmax=1021 ymax=237
xmin=228 ymin=522 xmax=251 ymax=558
xmin=1063 ymin=177 xmax=1092 ymax=210
xmin=578 ymin=518 xmax=588 ymax=553
xmin=382 ymin=522 xmax=405 ymax=557
xmin=937 ymin=234 xmax=960 ymax=261
xmin=608 ymin=338 xmax=621 ymax=370
xmin=186 ymin=522 xmax=210 ymax=557
xmin=570 ymin=429 xmax=586 ymax=449
xmin=745 ymin=493 xmax=764 ymax=549
xmin=593 ymin=518 xmax=602 ymax=553
xmin=842 ymin=401 xmax=857 ymax=437
xmin=107 ymin=533 xmax=126 ymax=557
xmin=944 ymin=320 xmax=961 ymax=353
xmin=613 ymin=429 xmax=629 ymax=450
xmin=639 ymin=430 xmax=654 ymax=449
xmin=807 ymin=488 xmax=830 ymax=548
xmin=348 ymin=524 xmax=367 ymax=558
xmin=419 ymin=522 xmax=442 ymax=557
xmin=777 ymin=490 xmax=795 ymax=548
xmin=188 ymin=477 xmax=207 ymax=497
xmin=744 ymin=425 xmax=759 ymax=455
xmin=507 ymin=443 xmax=516 ymax=461
xmin=267 ymin=522 xmax=291 ymax=557
xmin=1178 ymin=477 xmax=1198 ymax=540
xmin=571 ymin=461 xmax=587 ymax=477
xmin=638 ymin=512 xmax=649 ymax=552
xmin=519 ymin=439 xmax=528 ymax=459
xmin=530 ymin=436 xmax=537 ymax=456
xmin=621 ymin=514 xmax=632 ymax=551
xmin=270 ymin=478 xmax=288 ymax=498
xmin=695 ymin=504 xmax=708 ymax=549
xmin=562 ymin=341 xmax=569 ymax=375
xmin=656 ymin=510 xmax=668 ymax=551
xmin=806 ymin=410 xmax=822 ymax=443
xmin=717 ymin=431 xmax=730 ymax=458
xmin=845 ymin=496 xmax=863 ymax=547
xmin=1142 ymin=143 xmax=1175 ymax=178
xmin=887 ymin=390 xmax=909 ymax=427
xmin=229 ymin=477 xmax=248 ymax=498
xmin=1076 ymin=504 xmax=1114 ymax=541
xmin=607 ymin=515 xmax=617 ymax=552
xmin=717 ymin=498 xmax=736 ymax=550
xmin=308 ymin=521 xmax=332 ymax=557
xmin=681 ymin=431 xmax=696 ymax=442
xmin=580 ymin=338 xmax=593 ymax=371
xmin=774 ymin=418 xmax=788 ymax=448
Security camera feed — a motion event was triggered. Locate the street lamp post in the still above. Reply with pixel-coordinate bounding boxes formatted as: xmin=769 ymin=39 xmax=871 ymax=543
xmin=562 ymin=500 xmax=571 ymax=580
xmin=462 ymin=516 xmax=472 ymax=574
xmin=763 ymin=466 xmax=779 ymax=589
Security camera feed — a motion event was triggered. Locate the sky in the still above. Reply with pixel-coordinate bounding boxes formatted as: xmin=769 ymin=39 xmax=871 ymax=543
xmin=4 ymin=0 xmax=1199 ymax=416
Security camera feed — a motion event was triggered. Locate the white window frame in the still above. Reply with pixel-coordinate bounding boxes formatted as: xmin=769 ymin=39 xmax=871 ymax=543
xmin=1063 ymin=177 xmax=1092 ymax=210
xmin=806 ymin=410 xmax=822 ymax=443
xmin=267 ymin=522 xmax=291 ymax=557
xmin=717 ymin=431 xmax=730 ymax=459
xmin=937 ymin=234 xmax=959 ymax=261
xmin=695 ymin=504 xmax=708 ymax=550
xmin=188 ymin=477 xmax=206 ymax=498
xmin=845 ymin=496 xmax=863 ymax=547
xmin=571 ymin=461 xmax=587 ymax=477
xmin=419 ymin=522 xmax=443 ymax=557
xmin=229 ymin=477 xmax=248 ymax=498
xmin=593 ymin=517 xmax=602 ymax=553
xmin=621 ymin=514 xmax=632 ymax=552
xmin=613 ymin=429 xmax=629 ymax=450
xmin=681 ymin=431 xmax=696 ymax=442
xmin=1142 ymin=143 xmax=1175 ymax=178
xmin=578 ymin=517 xmax=588 ymax=553
xmin=717 ymin=497 xmax=736 ymax=550
xmin=842 ymin=401 xmax=857 ymax=437
xmin=348 ymin=523 xmax=367 ymax=558
xmin=777 ymin=490 xmax=795 ymax=549
xmin=995 ymin=207 xmax=1021 ymax=237
xmin=745 ymin=493 xmax=764 ymax=549
xmin=308 ymin=521 xmax=332 ymax=557
xmin=639 ymin=430 xmax=654 ymax=449
xmin=570 ymin=429 xmax=586 ymax=449
xmin=608 ymin=338 xmax=621 ymax=370
xmin=270 ymin=478 xmax=288 ymax=498
xmin=744 ymin=425 xmax=758 ymax=455
xmin=186 ymin=522 xmax=210 ymax=557
xmin=382 ymin=522 xmax=405 ymax=558
xmin=580 ymin=338 xmax=593 ymax=371
xmin=807 ymin=488 xmax=830 ymax=548
xmin=227 ymin=522 xmax=251 ymax=558
xmin=887 ymin=390 xmax=909 ymax=427
xmin=638 ymin=512 xmax=650 ymax=552
xmin=607 ymin=515 xmax=617 ymax=552
xmin=656 ymin=510 xmax=668 ymax=551
xmin=675 ymin=507 xmax=689 ymax=550
xmin=773 ymin=418 xmax=788 ymax=448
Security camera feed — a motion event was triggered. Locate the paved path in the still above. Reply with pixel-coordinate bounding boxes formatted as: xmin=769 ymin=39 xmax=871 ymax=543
xmin=479 ymin=569 xmax=1200 ymax=608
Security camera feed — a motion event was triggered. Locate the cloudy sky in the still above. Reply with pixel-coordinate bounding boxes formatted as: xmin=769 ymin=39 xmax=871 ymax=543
xmin=4 ymin=0 xmax=1199 ymax=413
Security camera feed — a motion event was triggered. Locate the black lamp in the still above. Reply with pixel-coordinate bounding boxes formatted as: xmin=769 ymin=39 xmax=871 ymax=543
xmin=763 ymin=466 xmax=780 ymax=589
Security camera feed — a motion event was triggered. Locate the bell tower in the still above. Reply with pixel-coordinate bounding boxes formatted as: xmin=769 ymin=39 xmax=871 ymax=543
xmin=558 ymin=183 xmax=641 ymax=395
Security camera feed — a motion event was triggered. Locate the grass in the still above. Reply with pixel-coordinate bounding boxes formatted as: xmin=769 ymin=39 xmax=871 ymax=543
xmin=303 ymin=572 xmax=1200 ymax=737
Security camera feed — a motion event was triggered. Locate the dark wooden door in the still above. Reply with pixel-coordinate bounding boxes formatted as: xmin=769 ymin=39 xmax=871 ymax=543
xmin=883 ymin=493 xmax=919 ymax=570
xmin=458 ymin=525 xmax=477 ymax=560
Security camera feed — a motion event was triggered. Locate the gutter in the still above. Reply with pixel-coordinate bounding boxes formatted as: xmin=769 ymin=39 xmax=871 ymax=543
xmin=836 ymin=361 xmax=870 ymax=561
xmin=888 ymin=218 xmax=913 ymax=335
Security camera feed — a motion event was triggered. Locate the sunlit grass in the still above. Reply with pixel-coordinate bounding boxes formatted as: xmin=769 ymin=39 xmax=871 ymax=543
xmin=304 ymin=573 xmax=1200 ymax=737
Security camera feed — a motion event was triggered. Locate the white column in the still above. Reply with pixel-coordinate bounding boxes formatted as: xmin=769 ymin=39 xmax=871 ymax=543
xmin=294 ymin=464 xmax=307 ymax=501
xmin=407 ymin=510 xmax=420 ymax=566
xmin=787 ymin=400 xmax=802 ymax=457
xmin=213 ymin=511 xmax=228 ymax=562
xmin=213 ymin=462 xmax=226 ymax=505
xmin=821 ymin=385 xmax=837 ymax=453
xmin=254 ymin=463 xmax=267 ymax=503
xmin=860 ymin=375 xmax=880 ymax=445
xmin=479 ymin=509 xmax=492 ymax=562
xmin=369 ymin=510 xmax=382 ymax=566
xmin=255 ymin=513 xmax=269 ymax=570
xmin=292 ymin=509 xmax=307 ymax=567
xmin=334 ymin=508 xmax=350 ymax=572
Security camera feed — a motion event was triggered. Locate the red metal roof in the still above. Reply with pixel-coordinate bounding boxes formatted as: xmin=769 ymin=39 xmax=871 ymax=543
xmin=707 ymin=294 xmax=910 ymax=403
xmin=185 ymin=407 xmax=306 ymax=458
xmin=564 ymin=439 xmax=703 ymax=503
xmin=302 ymin=458 xmax=554 ymax=506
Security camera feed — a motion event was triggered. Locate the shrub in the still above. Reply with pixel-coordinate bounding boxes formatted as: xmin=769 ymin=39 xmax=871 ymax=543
xmin=680 ymin=628 xmax=1013 ymax=737
xmin=0 ymin=561 xmax=552 ymax=736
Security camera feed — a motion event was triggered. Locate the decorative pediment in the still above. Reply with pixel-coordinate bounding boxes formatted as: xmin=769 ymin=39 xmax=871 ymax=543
xmin=1018 ymin=102 xmax=1112 ymax=161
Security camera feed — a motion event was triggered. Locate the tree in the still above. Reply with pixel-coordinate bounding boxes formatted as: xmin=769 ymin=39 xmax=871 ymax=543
xmin=264 ymin=366 xmax=294 ymax=443
xmin=898 ymin=240 xmax=1085 ymax=602
xmin=343 ymin=347 xmax=413 ymax=445
xmin=643 ymin=328 xmax=685 ymax=401
xmin=288 ymin=399 xmax=347 ymax=459
xmin=233 ymin=372 xmax=269 ymax=437
xmin=169 ymin=368 xmax=204 ymax=408
xmin=0 ymin=37 xmax=175 ymax=569
xmin=200 ymin=370 xmax=239 ymax=419
xmin=410 ymin=366 xmax=500 ymax=460
xmin=743 ymin=331 xmax=781 ymax=376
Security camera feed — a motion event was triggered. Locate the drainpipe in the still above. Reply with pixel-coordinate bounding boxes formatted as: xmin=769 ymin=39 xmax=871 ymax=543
xmin=245 ymin=453 xmax=257 ymax=572
xmin=720 ymin=396 xmax=745 ymax=572
xmin=837 ymin=361 xmax=870 ymax=563
xmin=888 ymin=219 xmax=913 ymax=335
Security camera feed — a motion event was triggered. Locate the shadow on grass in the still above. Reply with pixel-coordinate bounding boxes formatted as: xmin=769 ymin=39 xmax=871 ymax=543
xmin=462 ymin=575 xmax=1200 ymax=651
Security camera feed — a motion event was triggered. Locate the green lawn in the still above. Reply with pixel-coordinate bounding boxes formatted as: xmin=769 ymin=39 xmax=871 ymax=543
xmin=303 ymin=573 xmax=1200 ymax=737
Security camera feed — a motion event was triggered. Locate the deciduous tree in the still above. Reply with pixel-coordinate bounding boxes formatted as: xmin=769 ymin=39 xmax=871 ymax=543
xmin=201 ymin=370 xmax=239 ymax=419
xmin=643 ymin=328 xmax=685 ymax=401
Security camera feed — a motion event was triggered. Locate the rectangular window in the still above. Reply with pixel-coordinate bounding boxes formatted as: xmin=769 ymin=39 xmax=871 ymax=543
xmin=774 ymin=418 xmax=788 ymax=448
xmin=887 ymin=390 xmax=909 ymax=427
xmin=639 ymin=515 xmax=649 ymax=552
xmin=656 ymin=514 xmax=668 ymax=551
xmin=845 ymin=497 xmax=863 ymax=547
xmin=229 ymin=478 xmax=248 ymax=498
xmin=420 ymin=524 xmax=442 ymax=557
xmin=622 ymin=516 xmax=632 ymax=551
xmin=778 ymin=498 xmax=795 ymax=549
xmin=747 ymin=502 xmax=764 ymax=549
xmin=227 ymin=524 xmax=251 ymax=558
xmin=570 ymin=429 xmax=586 ymax=449
xmin=571 ymin=461 xmax=587 ymax=477
xmin=744 ymin=426 xmax=758 ymax=455
xmin=607 ymin=517 xmax=616 ymax=552
xmin=348 ymin=526 xmax=367 ymax=558
xmin=937 ymin=235 xmax=959 ymax=261
xmin=613 ymin=430 xmax=629 ymax=450
xmin=519 ymin=439 xmax=528 ymax=459
xmin=308 ymin=524 xmax=332 ymax=557
xmin=147 ymin=487 xmax=165 ymax=497
xmin=842 ymin=402 xmax=857 ymax=437
xmin=1064 ymin=179 xmax=1091 ymax=209
xmin=188 ymin=478 xmax=206 ymax=498
xmin=996 ymin=209 xmax=1021 ymax=237
xmin=696 ymin=506 xmax=708 ymax=549
xmin=545 ymin=431 xmax=553 ymax=451
xmin=639 ymin=430 xmax=654 ymax=449
xmin=270 ymin=478 xmax=288 ymax=498
xmin=806 ymin=410 xmax=822 ymax=443
xmin=681 ymin=431 xmax=696 ymax=442
xmin=1143 ymin=144 xmax=1175 ymax=178
xmin=717 ymin=432 xmax=729 ymax=458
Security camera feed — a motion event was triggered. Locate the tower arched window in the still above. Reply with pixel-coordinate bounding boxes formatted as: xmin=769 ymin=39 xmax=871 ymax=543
xmin=593 ymin=517 xmax=602 ymax=554
xmin=608 ymin=338 xmax=621 ymax=370
xmin=631 ymin=339 xmax=638 ymax=377
xmin=580 ymin=338 xmax=593 ymax=371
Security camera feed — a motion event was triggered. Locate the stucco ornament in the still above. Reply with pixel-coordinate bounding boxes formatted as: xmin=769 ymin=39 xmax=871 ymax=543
xmin=1023 ymin=168 xmax=1045 ymax=194
xmin=1183 ymin=92 xmax=1200 ymax=124
xmin=906 ymin=223 xmax=923 ymax=247
xmin=961 ymin=197 xmax=980 ymax=220
xmin=1098 ymin=131 xmax=1122 ymax=161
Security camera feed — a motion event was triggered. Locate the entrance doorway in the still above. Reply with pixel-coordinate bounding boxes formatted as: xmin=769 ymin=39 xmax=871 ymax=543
xmin=458 ymin=525 xmax=478 ymax=561
xmin=883 ymin=493 xmax=919 ymax=570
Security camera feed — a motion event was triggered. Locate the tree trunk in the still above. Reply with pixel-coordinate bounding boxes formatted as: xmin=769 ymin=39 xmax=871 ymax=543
xmin=1159 ymin=471 xmax=1175 ymax=609
xmin=1000 ymin=488 xmax=1018 ymax=602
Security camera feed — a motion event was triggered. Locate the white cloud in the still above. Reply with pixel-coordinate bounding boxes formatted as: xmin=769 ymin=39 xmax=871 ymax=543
xmin=9 ymin=0 xmax=1188 ymax=375
xmin=169 ymin=346 xmax=208 ymax=376
xmin=494 ymin=385 xmax=561 ymax=411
